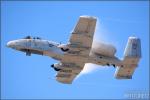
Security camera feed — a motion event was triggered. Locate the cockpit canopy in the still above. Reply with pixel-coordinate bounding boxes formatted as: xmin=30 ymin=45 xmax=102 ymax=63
xmin=24 ymin=36 xmax=41 ymax=39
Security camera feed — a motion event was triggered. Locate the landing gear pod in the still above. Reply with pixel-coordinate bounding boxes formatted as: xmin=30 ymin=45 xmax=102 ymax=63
xmin=26 ymin=49 xmax=31 ymax=56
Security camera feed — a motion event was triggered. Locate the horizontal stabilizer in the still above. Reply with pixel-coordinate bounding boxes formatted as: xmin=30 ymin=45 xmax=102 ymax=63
xmin=115 ymin=64 xmax=137 ymax=79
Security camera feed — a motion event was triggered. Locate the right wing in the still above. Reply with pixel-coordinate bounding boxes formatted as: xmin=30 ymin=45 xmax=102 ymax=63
xmin=55 ymin=62 xmax=84 ymax=84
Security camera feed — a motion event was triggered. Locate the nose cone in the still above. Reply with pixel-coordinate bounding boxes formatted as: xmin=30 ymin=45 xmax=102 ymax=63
xmin=7 ymin=41 xmax=15 ymax=48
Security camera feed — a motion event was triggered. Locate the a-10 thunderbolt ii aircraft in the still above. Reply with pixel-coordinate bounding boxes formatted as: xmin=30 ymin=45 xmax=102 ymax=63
xmin=7 ymin=16 xmax=141 ymax=84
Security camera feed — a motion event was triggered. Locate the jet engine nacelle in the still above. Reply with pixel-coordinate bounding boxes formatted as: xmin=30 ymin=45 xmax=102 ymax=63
xmin=58 ymin=44 xmax=69 ymax=52
xmin=91 ymin=41 xmax=116 ymax=57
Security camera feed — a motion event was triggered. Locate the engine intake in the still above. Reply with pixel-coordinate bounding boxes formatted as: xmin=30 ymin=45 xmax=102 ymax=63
xmin=51 ymin=63 xmax=62 ymax=71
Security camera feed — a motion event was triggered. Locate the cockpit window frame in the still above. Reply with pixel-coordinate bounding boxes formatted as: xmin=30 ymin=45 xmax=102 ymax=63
xmin=47 ymin=41 xmax=59 ymax=47
xmin=48 ymin=43 xmax=54 ymax=47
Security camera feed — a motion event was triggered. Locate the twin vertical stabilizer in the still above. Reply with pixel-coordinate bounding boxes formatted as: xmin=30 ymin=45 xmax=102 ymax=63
xmin=115 ymin=37 xmax=141 ymax=79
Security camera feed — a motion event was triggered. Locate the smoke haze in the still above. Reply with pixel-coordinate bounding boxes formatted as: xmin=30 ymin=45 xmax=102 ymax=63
xmin=80 ymin=18 xmax=116 ymax=75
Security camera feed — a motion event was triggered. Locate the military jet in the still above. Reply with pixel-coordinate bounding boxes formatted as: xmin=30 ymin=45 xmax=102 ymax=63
xmin=7 ymin=16 xmax=141 ymax=84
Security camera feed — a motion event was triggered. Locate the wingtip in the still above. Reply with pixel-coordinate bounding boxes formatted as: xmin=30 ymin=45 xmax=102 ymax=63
xmin=80 ymin=15 xmax=97 ymax=20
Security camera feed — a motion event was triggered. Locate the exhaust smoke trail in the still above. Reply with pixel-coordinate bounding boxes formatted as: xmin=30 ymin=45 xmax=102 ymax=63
xmin=80 ymin=18 xmax=116 ymax=75
xmin=80 ymin=19 xmax=105 ymax=75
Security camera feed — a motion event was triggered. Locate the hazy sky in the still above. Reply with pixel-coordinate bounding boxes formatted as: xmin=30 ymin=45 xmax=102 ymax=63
xmin=1 ymin=1 xmax=149 ymax=99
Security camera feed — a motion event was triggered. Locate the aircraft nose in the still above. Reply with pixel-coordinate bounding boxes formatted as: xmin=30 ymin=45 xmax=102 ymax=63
xmin=7 ymin=41 xmax=16 ymax=48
